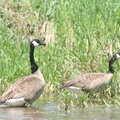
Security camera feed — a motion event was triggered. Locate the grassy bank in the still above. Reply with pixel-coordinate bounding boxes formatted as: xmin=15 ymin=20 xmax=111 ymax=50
xmin=0 ymin=0 xmax=120 ymax=109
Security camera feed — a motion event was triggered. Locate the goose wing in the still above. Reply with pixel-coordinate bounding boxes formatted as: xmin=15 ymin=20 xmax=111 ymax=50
xmin=0 ymin=75 xmax=44 ymax=103
xmin=60 ymin=73 xmax=112 ymax=90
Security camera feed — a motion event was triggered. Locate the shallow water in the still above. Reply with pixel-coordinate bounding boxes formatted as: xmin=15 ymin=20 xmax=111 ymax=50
xmin=0 ymin=102 xmax=120 ymax=120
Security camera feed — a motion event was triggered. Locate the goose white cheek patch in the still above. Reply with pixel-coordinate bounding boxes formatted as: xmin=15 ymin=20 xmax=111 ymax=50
xmin=32 ymin=41 xmax=39 ymax=46
xmin=116 ymin=54 xmax=120 ymax=59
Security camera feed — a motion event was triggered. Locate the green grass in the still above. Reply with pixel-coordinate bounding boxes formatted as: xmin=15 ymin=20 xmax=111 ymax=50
xmin=0 ymin=0 xmax=120 ymax=109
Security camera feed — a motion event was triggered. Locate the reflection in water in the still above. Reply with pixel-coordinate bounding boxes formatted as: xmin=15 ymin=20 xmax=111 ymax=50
xmin=0 ymin=103 xmax=120 ymax=120
xmin=0 ymin=105 xmax=45 ymax=120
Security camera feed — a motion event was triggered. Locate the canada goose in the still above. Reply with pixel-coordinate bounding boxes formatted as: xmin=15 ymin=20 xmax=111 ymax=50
xmin=59 ymin=52 xmax=120 ymax=93
xmin=0 ymin=39 xmax=46 ymax=107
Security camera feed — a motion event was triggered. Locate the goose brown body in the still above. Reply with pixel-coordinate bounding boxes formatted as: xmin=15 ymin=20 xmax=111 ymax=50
xmin=0 ymin=69 xmax=45 ymax=106
xmin=60 ymin=73 xmax=113 ymax=93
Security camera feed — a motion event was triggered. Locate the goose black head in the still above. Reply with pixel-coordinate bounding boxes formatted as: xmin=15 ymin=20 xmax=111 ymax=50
xmin=31 ymin=39 xmax=46 ymax=47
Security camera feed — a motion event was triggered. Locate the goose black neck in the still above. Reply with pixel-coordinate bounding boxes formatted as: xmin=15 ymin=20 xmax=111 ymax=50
xmin=108 ymin=55 xmax=116 ymax=74
xmin=30 ymin=43 xmax=38 ymax=74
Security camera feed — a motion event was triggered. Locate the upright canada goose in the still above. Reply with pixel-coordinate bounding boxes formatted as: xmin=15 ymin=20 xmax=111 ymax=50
xmin=60 ymin=52 xmax=120 ymax=93
xmin=0 ymin=39 xmax=46 ymax=107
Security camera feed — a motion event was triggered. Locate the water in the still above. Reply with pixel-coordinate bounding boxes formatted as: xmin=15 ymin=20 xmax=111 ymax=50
xmin=0 ymin=101 xmax=120 ymax=120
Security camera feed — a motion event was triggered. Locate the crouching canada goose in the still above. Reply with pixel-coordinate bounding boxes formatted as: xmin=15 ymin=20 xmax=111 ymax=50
xmin=60 ymin=52 xmax=120 ymax=93
xmin=0 ymin=39 xmax=46 ymax=107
